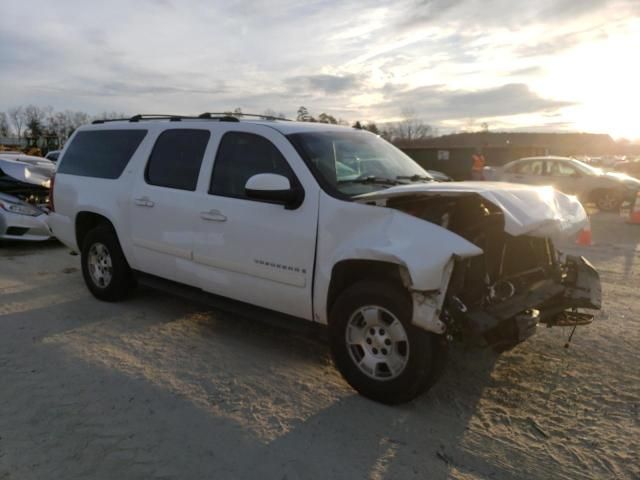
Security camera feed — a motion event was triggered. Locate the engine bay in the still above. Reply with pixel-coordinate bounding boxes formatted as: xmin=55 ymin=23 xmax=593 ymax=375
xmin=385 ymin=193 xmax=601 ymax=349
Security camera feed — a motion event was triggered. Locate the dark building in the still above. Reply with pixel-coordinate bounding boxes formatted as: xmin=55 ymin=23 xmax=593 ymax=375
xmin=396 ymin=131 xmax=618 ymax=180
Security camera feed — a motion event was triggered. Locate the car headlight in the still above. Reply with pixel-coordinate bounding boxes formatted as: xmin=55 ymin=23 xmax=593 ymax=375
xmin=0 ymin=199 xmax=42 ymax=216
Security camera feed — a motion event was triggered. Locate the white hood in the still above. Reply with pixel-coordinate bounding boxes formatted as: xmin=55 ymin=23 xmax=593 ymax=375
xmin=355 ymin=181 xmax=589 ymax=238
xmin=0 ymin=156 xmax=54 ymax=187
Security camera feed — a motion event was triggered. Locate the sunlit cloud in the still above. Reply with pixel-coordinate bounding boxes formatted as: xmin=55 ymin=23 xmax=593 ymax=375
xmin=0 ymin=0 xmax=638 ymax=138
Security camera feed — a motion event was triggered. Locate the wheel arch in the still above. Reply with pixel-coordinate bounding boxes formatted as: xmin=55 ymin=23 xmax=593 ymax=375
xmin=326 ymin=259 xmax=411 ymax=321
xmin=75 ymin=211 xmax=118 ymax=251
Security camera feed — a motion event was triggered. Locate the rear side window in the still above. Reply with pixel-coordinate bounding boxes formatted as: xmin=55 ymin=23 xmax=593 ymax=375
xmin=210 ymin=132 xmax=295 ymax=198
xmin=145 ymin=129 xmax=210 ymax=191
xmin=58 ymin=130 xmax=147 ymax=179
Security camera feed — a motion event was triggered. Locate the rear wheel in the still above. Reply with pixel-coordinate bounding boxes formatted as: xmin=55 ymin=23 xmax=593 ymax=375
xmin=595 ymin=190 xmax=622 ymax=212
xmin=329 ymin=281 xmax=443 ymax=404
xmin=81 ymin=225 xmax=133 ymax=301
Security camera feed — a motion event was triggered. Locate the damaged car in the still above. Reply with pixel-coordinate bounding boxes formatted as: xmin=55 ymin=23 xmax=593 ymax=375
xmin=0 ymin=154 xmax=53 ymax=241
xmin=47 ymin=116 xmax=601 ymax=404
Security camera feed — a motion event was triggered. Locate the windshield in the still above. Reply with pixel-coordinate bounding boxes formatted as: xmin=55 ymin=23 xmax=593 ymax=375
xmin=288 ymin=130 xmax=432 ymax=196
xmin=571 ymin=159 xmax=603 ymax=175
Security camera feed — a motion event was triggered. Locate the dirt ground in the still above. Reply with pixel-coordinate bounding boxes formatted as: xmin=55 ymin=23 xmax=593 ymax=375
xmin=1 ymin=212 xmax=638 ymax=480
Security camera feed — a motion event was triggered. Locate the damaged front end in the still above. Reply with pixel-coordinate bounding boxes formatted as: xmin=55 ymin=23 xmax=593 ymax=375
xmin=384 ymin=191 xmax=602 ymax=350
xmin=0 ymin=156 xmax=53 ymax=241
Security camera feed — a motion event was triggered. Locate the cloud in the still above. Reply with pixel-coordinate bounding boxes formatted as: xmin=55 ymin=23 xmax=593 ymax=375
xmin=508 ymin=66 xmax=544 ymax=77
xmin=376 ymin=83 xmax=573 ymax=121
xmin=393 ymin=0 xmax=629 ymax=30
xmin=515 ymin=27 xmax=604 ymax=58
xmin=285 ymin=74 xmax=363 ymax=94
xmin=0 ymin=0 xmax=636 ymax=135
xmin=395 ymin=0 xmax=465 ymax=29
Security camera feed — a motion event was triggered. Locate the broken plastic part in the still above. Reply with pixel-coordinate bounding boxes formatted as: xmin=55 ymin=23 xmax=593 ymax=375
xmin=412 ymin=291 xmax=447 ymax=334
xmin=410 ymin=258 xmax=455 ymax=334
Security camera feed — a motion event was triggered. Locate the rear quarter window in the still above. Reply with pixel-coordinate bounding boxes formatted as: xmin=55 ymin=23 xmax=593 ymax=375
xmin=57 ymin=130 xmax=147 ymax=179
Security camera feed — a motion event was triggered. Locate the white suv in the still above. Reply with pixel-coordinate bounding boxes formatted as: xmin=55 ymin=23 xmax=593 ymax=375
xmin=48 ymin=113 xmax=601 ymax=404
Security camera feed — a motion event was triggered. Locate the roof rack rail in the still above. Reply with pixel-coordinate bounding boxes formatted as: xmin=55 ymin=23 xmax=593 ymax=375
xmin=92 ymin=118 xmax=130 ymax=124
xmin=197 ymin=113 xmax=240 ymax=122
xmin=92 ymin=112 xmax=285 ymax=125
xmin=92 ymin=115 xmax=185 ymax=124
xmin=129 ymin=114 xmax=187 ymax=122
xmin=198 ymin=112 xmax=291 ymax=121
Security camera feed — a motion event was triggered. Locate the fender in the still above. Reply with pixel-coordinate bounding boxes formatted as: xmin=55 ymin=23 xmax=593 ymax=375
xmin=313 ymin=193 xmax=483 ymax=330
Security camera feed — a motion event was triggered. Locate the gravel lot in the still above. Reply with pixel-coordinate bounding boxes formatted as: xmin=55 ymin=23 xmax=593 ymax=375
xmin=1 ymin=212 xmax=638 ymax=480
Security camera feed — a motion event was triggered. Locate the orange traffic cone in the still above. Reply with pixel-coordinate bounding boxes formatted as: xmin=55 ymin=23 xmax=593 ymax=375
xmin=627 ymin=192 xmax=640 ymax=225
xmin=576 ymin=220 xmax=592 ymax=246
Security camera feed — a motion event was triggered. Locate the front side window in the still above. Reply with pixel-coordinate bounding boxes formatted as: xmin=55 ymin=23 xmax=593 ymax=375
xmin=145 ymin=129 xmax=210 ymax=191
xmin=210 ymin=132 xmax=295 ymax=198
xmin=287 ymin=130 xmax=431 ymax=197
xmin=58 ymin=129 xmax=147 ymax=179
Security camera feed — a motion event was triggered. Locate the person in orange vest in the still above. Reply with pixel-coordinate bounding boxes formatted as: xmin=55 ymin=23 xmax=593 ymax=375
xmin=471 ymin=148 xmax=486 ymax=180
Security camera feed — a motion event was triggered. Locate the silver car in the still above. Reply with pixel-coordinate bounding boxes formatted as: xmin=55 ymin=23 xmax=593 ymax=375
xmin=0 ymin=155 xmax=53 ymax=241
xmin=494 ymin=156 xmax=640 ymax=211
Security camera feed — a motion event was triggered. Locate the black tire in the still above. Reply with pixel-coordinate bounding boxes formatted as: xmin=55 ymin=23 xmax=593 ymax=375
xmin=594 ymin=190 xmax=622 ymax=212
xmin=81 ymin=224 xmax=133 ymax=302
xmin=329 ymin=280 xmax=444 ymax=404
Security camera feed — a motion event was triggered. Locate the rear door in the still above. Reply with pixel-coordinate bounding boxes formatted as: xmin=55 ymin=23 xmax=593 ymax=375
xmin=128 ymin=128 xmax=212 ymax=286
xmin=503 ymin=159 xmax=548 ymax=186
xmin=192 ymin=124 xmax=319 ymax=320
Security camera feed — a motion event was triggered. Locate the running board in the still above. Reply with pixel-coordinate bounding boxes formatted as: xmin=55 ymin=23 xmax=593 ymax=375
xmin=133 ymin=271 xmax=327 ymax=338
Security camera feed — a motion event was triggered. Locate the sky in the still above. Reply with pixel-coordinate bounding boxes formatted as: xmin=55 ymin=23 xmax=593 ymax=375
xmin=1 ymin=0 xmax=639 ymax=139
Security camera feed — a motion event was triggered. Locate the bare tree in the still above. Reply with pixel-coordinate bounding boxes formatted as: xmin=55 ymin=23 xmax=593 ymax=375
xmin=0 ymin=112 xmax=10 ymax=136
xmin=8 ymin=106 xmax=25 ymax=139
xmin=46 ymin=110 xmax=91 ymax=145
xmin=94 ymin=111 xmax=126 ymax=121
xmin=48 ymin=111 xmax=73 ymax=145
xmin=387 ymin=109 xmax=432 ymax=142
xmin=23 ymin=105 xmax=53 ymax=144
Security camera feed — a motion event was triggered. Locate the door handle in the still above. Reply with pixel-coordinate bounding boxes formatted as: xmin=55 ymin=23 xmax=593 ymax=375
xmin=200 ymin=209 xmax=227 ymax=222
xmin=134 ymin=197 xmax=154 ymax=207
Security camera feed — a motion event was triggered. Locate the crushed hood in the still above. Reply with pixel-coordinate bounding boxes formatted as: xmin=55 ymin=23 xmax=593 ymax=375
xmin=355 ymin=181 xmax=589 ymax=238
xmin=0 ymin=156 xmax=54 ymax=188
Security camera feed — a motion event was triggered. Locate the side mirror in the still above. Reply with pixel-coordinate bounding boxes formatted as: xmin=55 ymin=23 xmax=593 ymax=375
xmin=245 ymin=173 xmax=303 ymax=209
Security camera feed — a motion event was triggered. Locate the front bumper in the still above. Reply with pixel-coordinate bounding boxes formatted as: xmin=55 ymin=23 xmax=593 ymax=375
xmin=447 ymin=255 xmax=601 ymax=349
xmin=0 ymin=212 xmax=51 ymax=241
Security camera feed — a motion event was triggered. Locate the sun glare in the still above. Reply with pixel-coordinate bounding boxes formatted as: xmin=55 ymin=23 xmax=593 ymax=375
xmin=534 ymin=19 xmax=640 ymax=140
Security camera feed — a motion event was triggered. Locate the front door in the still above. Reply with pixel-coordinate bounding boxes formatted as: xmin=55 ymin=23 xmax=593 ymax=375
xmin=546 ymin=160 xmax=583 ymax=196
xmin=503 ymin=159 xmax=548 ymax=186
xmin=192 ymin=125 xmax=318 ymax=320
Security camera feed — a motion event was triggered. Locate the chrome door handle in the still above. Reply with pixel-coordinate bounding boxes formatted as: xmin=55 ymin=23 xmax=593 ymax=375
xmin=200 ymin=209 xmax=227 ymax=222
xmin=134 ymin=197 xmax=154 ymax=207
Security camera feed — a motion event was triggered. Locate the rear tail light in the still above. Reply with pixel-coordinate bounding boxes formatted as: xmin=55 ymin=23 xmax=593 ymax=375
xmin=48 ymin=173 xmax=56 ymax=212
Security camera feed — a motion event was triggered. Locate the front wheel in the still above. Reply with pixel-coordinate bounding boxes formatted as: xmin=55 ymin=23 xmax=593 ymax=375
xmin=595 ymin=190 xmax=622 ymax=212
xmin=329 ymin=281 xmax=443 ymax=404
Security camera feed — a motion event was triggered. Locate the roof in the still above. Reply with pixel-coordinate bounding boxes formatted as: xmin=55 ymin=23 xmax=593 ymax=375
xmin=84 ymin=114 xmax=353 ymax=136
